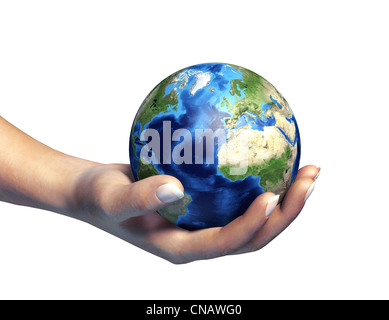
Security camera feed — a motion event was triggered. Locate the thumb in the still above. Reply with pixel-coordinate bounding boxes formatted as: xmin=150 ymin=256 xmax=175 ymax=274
xmin=106 ymin=175 xmax=184 ymax=222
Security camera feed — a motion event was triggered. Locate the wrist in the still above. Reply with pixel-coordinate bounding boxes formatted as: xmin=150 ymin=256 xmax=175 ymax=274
xmin=50 ymin=152 xmax=102 ymax=218
xmin=0 ymin=116 xmax=102 ymax=218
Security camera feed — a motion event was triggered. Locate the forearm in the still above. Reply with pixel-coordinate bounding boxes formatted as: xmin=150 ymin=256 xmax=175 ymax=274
xmin=0 ymin=116 xmax=99 ymax=215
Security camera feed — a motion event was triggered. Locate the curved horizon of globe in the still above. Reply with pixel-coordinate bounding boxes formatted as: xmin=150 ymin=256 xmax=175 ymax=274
xmin=133 ymin=63 xmax=297 ymax=183
xmin=129 ymin=63 xmax=301 ymax=229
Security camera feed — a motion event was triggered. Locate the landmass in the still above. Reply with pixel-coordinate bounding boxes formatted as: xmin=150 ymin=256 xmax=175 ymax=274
xmin=219 ymin=146 xmax=292 ymax=189
xmin=159 ymin=194 xmax=192 ymax=223
xmin=273 ymin=112 xmax=296 ymax=143
xmin=136 ymin=69 xmax=183 ymax=127
xmin=190 ymin=72 xmax=211 ymax=95
xmin=224 ymin=64 xmax=294 ymax=130
xmin=137 ymin=160 xmax=159 ymax=180
xmin=216 ymin=64 xmax=298 ymax=193
xmin=220 ymin=96 xmax=232 ymax=108
xmin=217 ymin=125 xmax=297 ymax=192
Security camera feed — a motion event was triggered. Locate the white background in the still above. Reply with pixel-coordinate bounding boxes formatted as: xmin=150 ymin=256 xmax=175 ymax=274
xmin=0 ymin=0 xmax=388 ymax=299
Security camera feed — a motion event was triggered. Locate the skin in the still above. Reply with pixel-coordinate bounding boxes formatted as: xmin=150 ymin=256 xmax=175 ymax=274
xmin=0 ymin=116 xmax=319 ymax=264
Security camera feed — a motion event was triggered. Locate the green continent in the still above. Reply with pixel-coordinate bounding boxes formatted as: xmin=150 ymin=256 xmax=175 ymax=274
xmin=220 ymin=96 xmax=232 ymax=108
xmin=136 ymin=70 xmax=182 ymax=127
xmin=224 ymin=64 xmax=278 ymax=128
xmin=219 ymin=146 xmax=292 ymax=190
xmin=137 ymin=160 xmax=159 ymax=180
xmin=159 ymin=194 xmax=192 ymax=223
xmin=132 ymin=71 xmax=183 ymax=177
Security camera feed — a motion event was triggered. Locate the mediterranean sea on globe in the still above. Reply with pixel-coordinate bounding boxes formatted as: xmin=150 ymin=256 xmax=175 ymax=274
xmin=129 ymin=63 xmax=301 ymax=230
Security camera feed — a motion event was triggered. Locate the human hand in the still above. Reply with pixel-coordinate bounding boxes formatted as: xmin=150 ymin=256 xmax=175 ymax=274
xmin=71 ymin=163 xmax=319 ymax=264
xmin=0 ymin=117 xmax=318 ymax=264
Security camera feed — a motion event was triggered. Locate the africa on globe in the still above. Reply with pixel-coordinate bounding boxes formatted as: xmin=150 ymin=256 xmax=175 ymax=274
xmin=129 ymin=63 xmax=301 ymax=230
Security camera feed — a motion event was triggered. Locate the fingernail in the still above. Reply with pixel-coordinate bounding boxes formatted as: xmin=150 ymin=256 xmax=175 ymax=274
xmin=314 ymin=167 xmax=321 ymax=181
xmin=304 ymin=181 xmax=316 ymax=202
xmin=156 ymin=184 xmax=184 ymax=203
xmin=266 ymin=194 xmax=280 ymax=217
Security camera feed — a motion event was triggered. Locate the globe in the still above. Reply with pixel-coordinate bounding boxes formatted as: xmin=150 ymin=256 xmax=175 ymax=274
xmin=129 ymin=63 xmax=301 ymax=230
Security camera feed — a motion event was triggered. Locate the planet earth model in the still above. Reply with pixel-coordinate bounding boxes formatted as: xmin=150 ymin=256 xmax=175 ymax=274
xmin=129 ymin=63 xmax=301 ymax=230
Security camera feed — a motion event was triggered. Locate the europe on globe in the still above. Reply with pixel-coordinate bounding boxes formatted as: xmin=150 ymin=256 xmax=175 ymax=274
xmin=129 ymin=63 xmax=301 ymax=230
